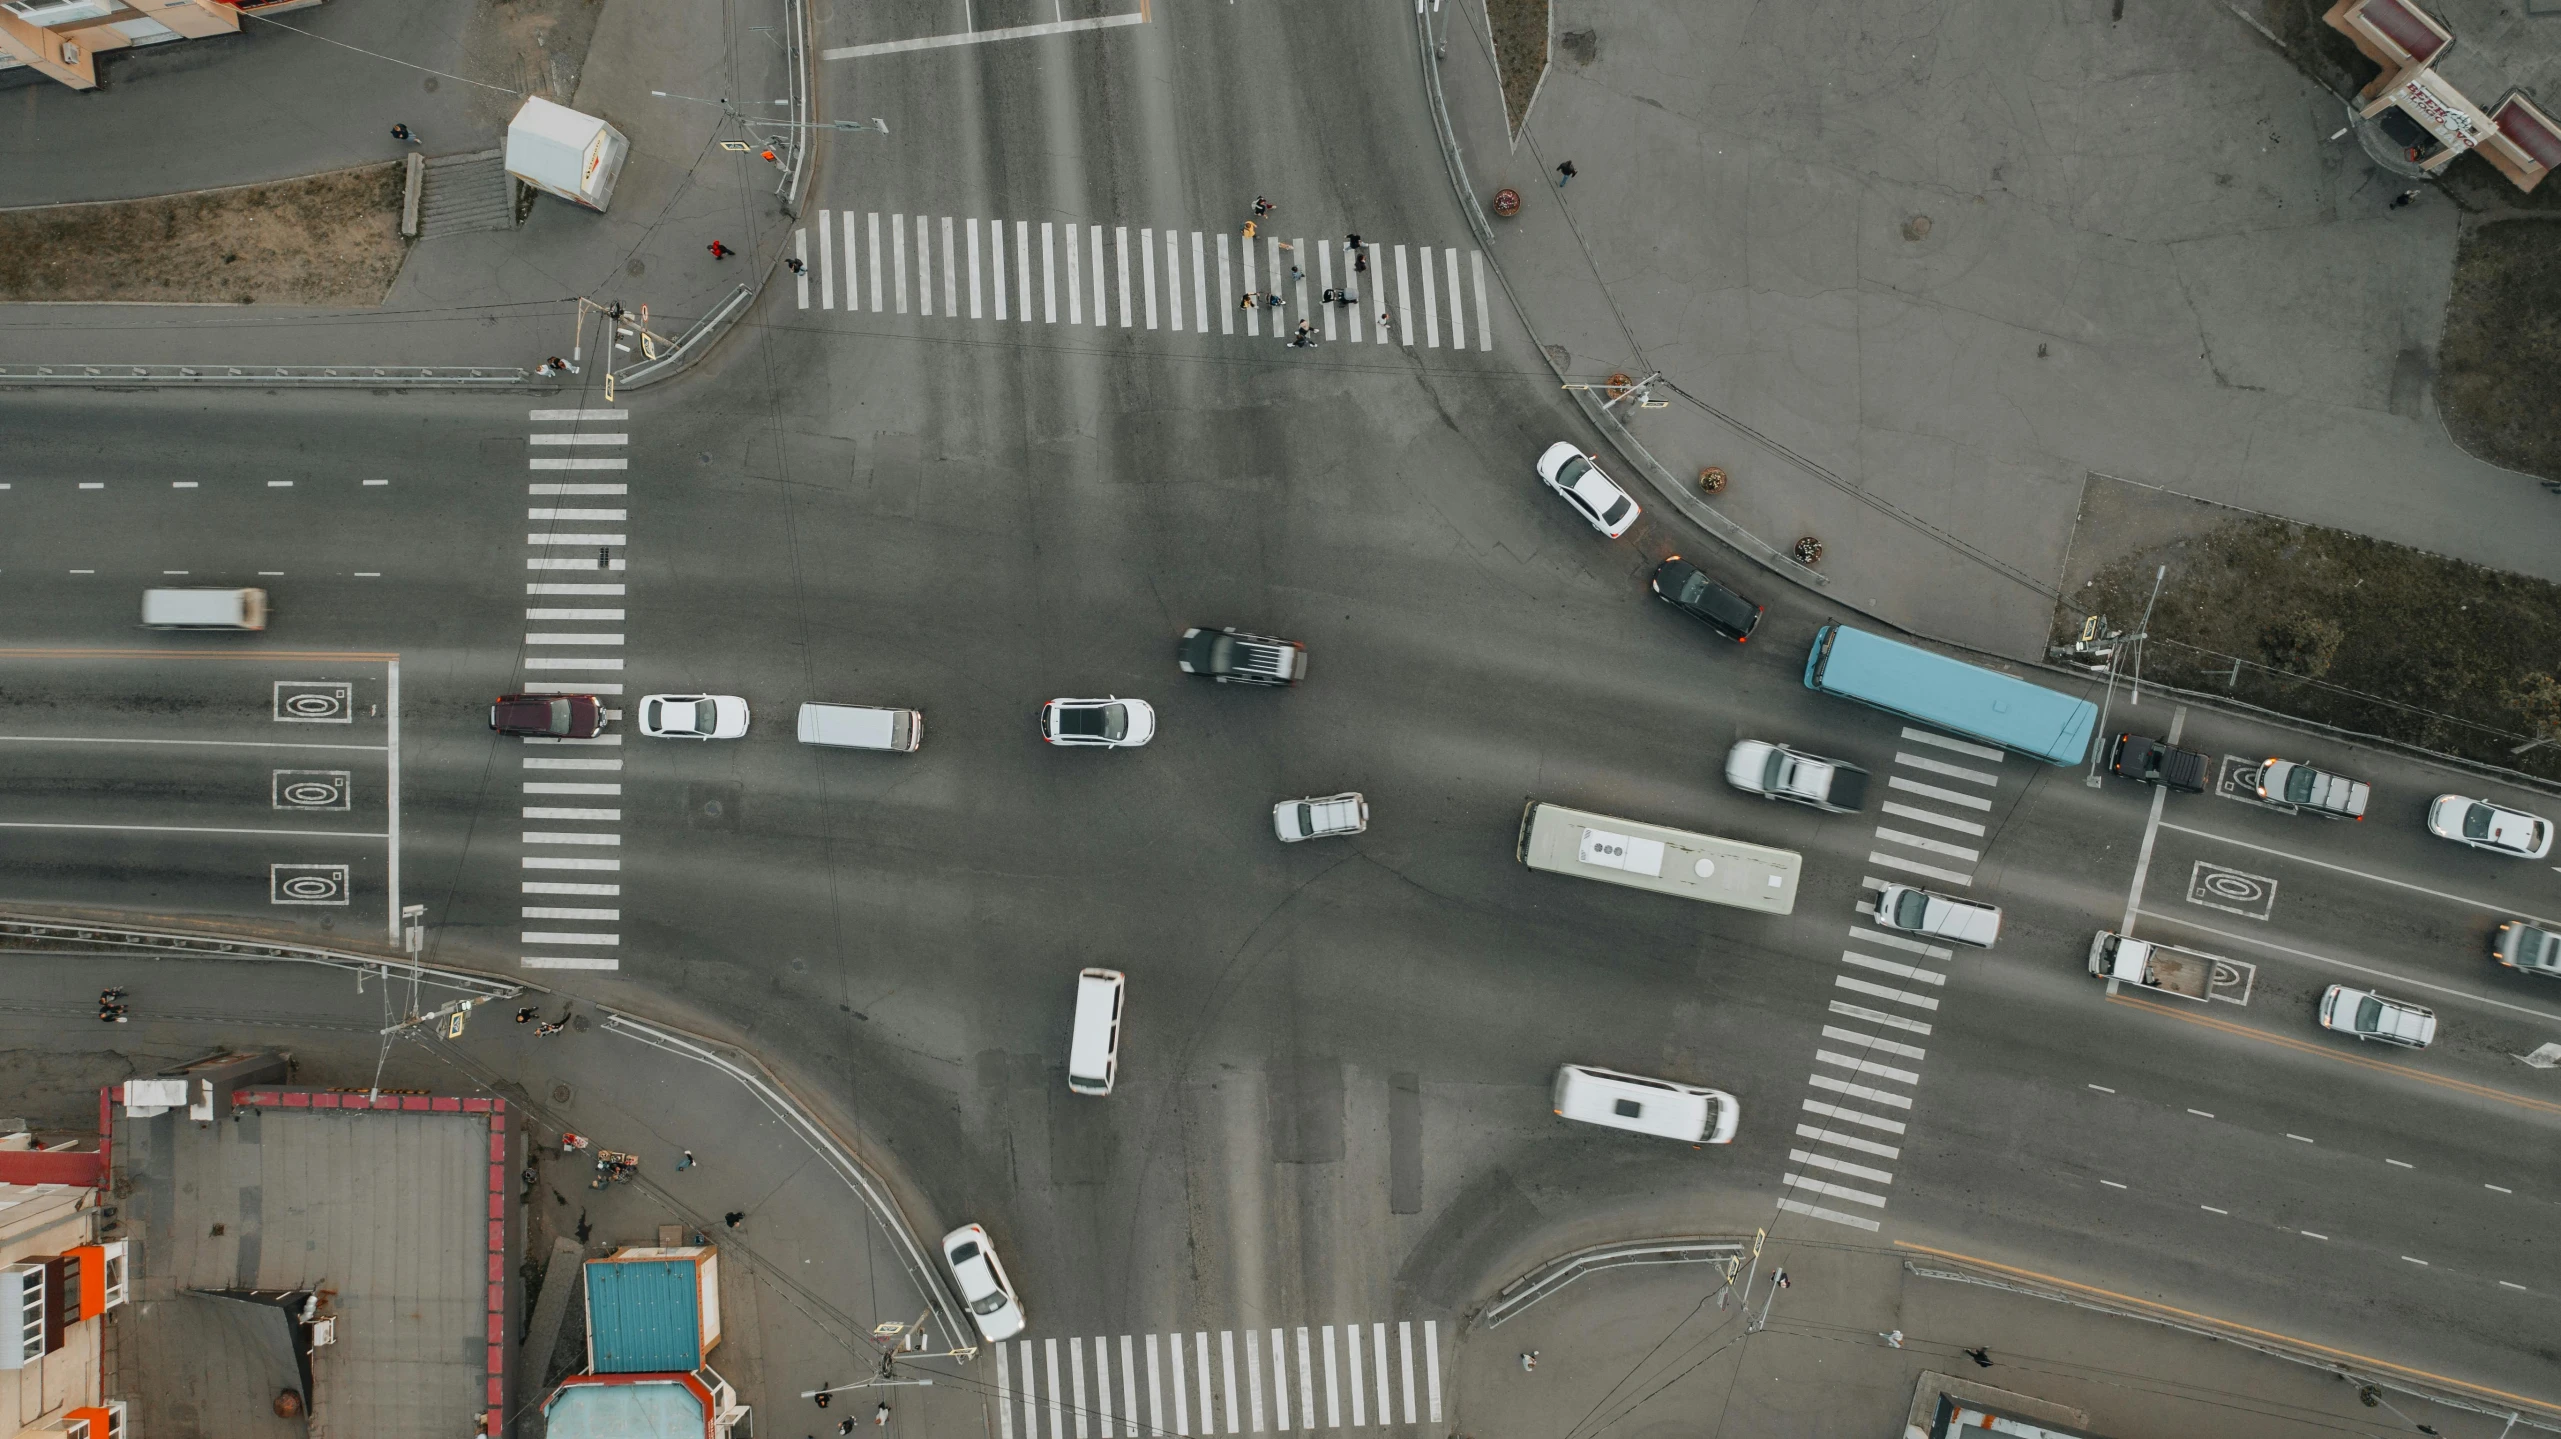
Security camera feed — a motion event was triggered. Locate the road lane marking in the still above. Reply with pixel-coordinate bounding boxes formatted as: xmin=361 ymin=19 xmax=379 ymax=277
xmin=1894 ymin=752 xmax=1999 ymax=785
xmin=2386 ymin=1158 xmax=2414 ymax=1168
xmin=1816 ymin=1050 xmax=1921 ymax=1085
xmin=0 ymin=734 xmax=384 ymax=751
xmin=521 ymin=954 xmax=617 ymax=969
xmin=1829 ymin=1000 xmax=1932 ymax=1035
xmin=522 ymin=831 xmax=619 ymax=845
xmin=2086 ymin=1084 xmax=2115 ymax=1093
xmin=2099 ymin=1180 xmax=2128 ymax=1189
xmin=530 ymin=409 xmax=628 ymax=420
xmin=1867 ymin=852 xmax=1972 ymax=885
xmin=2131 ymin=908 xmax=2561 ymax=1024
xmin=1835 ymin=975 xmax=1940 ymax=1011
xmin=2401 ymin=1255 xmax=2429 ymax=1266
xmin=1900 ymin=727 xmax=2004 ymax=761
xmin=1420 ymin=246 xmax=1439 ymax=348
xmin=528 ymin=433 xmax=627 ymax=446
xmin=1846 ymin=926 xmax=1954 ymax=960
xmin=1873 ymin=827 xmax=1980 ymax=862
xmin=1821 ymin=1025 xmax=1926 ymax=1060
xmin=1886 ymin=775 xmax=1992 ymax=810
xmin=519 ymin=930 xmax=617 ymax=945
xmin=1071 ymin=1338 xmax=1088 ymax=1439
xmin=524 ymin=758 xmax=621 ymax=769
xmin=1790 ymin=1148 xmax=1893 ymax=1185
xmin=2187 ymin=1108 xmax=2215 ymax=1118
xmin=2501 ymin=1280 xmax=2528 ymax=1291
xmin=1424 ymin=1321 xmax=1441 ymax=1423
xmin=0 ymin=820 xmax=386 ymax=838
xmin=1782 ymin=1172 xmax=1886 ymax=1206
xmin=524 ymin=882 xmax=618 ymax=896
xmin=524 ymin=857 xmax=618 ymax=869
xmin=2199 ymin=1204 xmax=2228 ymax=1215
xmin=2486 ymin=1183 xmax=2513 ymax=1193
xmin=522 ymin=783 xmax=619 ymax=795
xmin=1123 ymin=1335 xmax=1139 ymax=1438
xmin=1807 ymin=1073 xmax=1913 ymax=1109
xmin=524 ymin=633 xmax=624 ymax=645
xmin=2287 ymin=1133 xmax=2315 ymax=1143
xmin=1801 ymin=1097 xmax=1905 ymax=1134
xmin=2301 ymin=1231 xmax=2327 ymax=1240
xmin=1880 ymin=800 xmax=1986 ymax=836
xmin=1839 ymin=951 xmax=1947 ymax=986
xmin=2157 ymin=820 xmax=2557 ymax=924
xmin=1774 ymin=1196 xmax=1881 ymax=1232
xmin=2105 ymin=993 xmax=2561 ymax=1116
xmin=1796 ymin=1122 xmax=1900 ymax=1159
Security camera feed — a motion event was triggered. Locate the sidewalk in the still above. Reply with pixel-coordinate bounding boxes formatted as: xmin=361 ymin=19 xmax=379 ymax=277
xmin=1426 ymin=0 xmax=2561 ymax=660
xmin=0 ymin=940 xmax=968 ymax=1438
xmin=1459 ymin=1237 xmax=2540 ymax=1437
xmin=0 ymin=0 xmax=806 ymax=382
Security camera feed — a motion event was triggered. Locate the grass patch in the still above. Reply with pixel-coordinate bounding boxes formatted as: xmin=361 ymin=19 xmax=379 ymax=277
xmin=0 ymin=163 xmax=407 ymax=306
xmin=1485 ymin=0 xmax=1548 ymax=139
xmin=2439 ymin=220 xmax=2561 ymax=481
xmin=2059 ymin=514 xmax=2561 ymax=779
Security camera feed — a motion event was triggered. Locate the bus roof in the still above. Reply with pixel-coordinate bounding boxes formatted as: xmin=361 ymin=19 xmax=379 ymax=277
xmin=1517 ymin=802 xmax=1801 ymax=914
xmin=1803 ymin=624 xmax=2096 ymax=766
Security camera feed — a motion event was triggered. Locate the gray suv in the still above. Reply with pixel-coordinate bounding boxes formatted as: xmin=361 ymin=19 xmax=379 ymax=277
xmin=2493 ymin=919 xmax=2561 ymax=979
xmin=1178 ymin=626 xmax=1308 ymax=686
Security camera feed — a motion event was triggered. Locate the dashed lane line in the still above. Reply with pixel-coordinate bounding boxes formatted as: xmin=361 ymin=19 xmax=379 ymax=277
xmin=2105 ymin=993 xmax=2561 ymax=1117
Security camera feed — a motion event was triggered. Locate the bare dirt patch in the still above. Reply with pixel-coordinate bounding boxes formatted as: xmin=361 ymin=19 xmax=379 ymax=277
xmin=2057 ymin=479 xmax=2561 ymax=780
xmin=1484 ymin=0 xmax=1548 ymax=138
xmin=2438 ymin=219 xmax=2561 ymax=481
xmin=0 ymin=163 xmax=407 ymax=306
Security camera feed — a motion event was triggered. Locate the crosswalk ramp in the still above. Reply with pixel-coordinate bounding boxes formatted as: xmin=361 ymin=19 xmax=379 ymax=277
xmin=991 ymin=1321 xmax=1445 ymax=1438
xmin=517 ymin=407 xmax=631 ymax=971
xmin=1779 ymin=728 xmax=2008 ymax=1233
xmin=792 ymin=210 xmax=1495 ymax=355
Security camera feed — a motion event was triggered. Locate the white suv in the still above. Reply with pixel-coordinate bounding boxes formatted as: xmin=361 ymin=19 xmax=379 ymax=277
xmin=1040 ymin=697 xmax=1156 ymax=747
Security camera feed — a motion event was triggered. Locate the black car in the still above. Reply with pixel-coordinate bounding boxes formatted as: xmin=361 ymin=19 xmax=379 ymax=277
xmin=1177 ymin=626 xmax=1308 ymax=685
xmin=2109 ymin=733 xmax=2209 ymax=792
xmin=1649 ymin=557 xmax=1764 ymax=642
xmin=489 ymin=693 xmax=606 ymax=738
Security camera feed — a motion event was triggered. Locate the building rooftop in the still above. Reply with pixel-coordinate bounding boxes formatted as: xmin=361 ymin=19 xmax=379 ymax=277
xmin=585 ymin=1255 xmax=708 ymax=1374
xmin=2426 ymin=0 xmax=2561 ymax=111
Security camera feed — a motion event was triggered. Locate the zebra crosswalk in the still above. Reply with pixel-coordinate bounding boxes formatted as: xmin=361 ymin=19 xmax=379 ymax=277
xmin=989 ymin=1321 xmax=1444 ymax=1438
xmin=518 ymin=407 xmax=630 ymax=971
xmin=1779 ymin=727 xmax=2009 ymax=1232
xmin=792 ymin=209 xmax=1496 ymax=355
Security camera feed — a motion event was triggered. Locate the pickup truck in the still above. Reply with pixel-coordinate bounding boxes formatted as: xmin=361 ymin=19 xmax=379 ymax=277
xmin=2318 ymin=984 xmax=2435 ymax=1048
xmin=2255 ymin=759 xmax=2369 ymax=818
xmin=1872 ymin=884 xmax=2001 ymax=948
xmin=2087 ymin=931 xmax=2219 ymax=1000
xmin=1725 ymin=740 xmax=1869 ymax=813
xmin=2108 ymin=734 xmax=2209 ymax=792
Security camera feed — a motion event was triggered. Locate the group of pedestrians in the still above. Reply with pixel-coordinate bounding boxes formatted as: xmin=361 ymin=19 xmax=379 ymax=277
xmin=514 ymin=1006 xmax=569 ymax=1036
xmin=97 ymin=987 xmax=127 ymax=1024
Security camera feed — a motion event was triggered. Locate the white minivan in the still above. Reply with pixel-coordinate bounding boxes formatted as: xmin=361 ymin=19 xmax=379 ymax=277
xmin=1066 ymin=967 xmax=1126 ymax=1096
xmin=796 ymin=701 xmax=923 ymax=752
xmin=141 ymin=587 xmax=266 ymax=630
xmin=1552 ymin=1064 xmax=1739 ymax=1144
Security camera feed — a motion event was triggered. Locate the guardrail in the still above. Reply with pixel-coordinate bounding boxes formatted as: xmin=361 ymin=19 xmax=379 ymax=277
xmin=1472 ymin=1236 xmax=1746 ymax=1330
xmin=0 ymin=364 xmax=526 ymax=387
xmin=776 ymin=0 xmax=813 ymax=217
xmin=0 ymin=911 xmax=518 ymax=997
xmin=613 ymin=282 xmax=753 ymax=389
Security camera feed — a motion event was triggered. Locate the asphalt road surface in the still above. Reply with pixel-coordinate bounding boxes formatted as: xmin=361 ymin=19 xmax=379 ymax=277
xmin=5 ymin=0 xmax=2559 ymax=1425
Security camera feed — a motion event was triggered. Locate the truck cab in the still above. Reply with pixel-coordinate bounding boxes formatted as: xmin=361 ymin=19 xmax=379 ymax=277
xmin=1724 ymin=740 xmax=1869 ymax=813
xmin=2108 ymin=734 xmax=2208 ymax=793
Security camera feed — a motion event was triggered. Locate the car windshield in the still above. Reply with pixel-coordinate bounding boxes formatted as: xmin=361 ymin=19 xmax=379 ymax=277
xmin=1294 ymin=803 xmax=1314 ymax=831
xmin=2462 ymin=804 xmax=2495 ymax=840
xmin=1675 ymin=571 xmax=1708 ymax=605
xmin=2278 ymin=767 xmax=2311 ymax=802
xmin=1554 ymin=455 xmax=1590 ymax=488
xmin=1760 ymin=750 xmax=1787 ymax=791
xmin=2356 ymin=996 xmax=2384 ymax=1030
xmin=971 ymin=1290 xmax=1011 ymax=1316
xmin=1097 ymin=705 xmax=1126 ymax=740
xmin=549 ymin=699 xmax=572 ymax=730
xmin=1893 ymin=891 xmax=1931 ymax=928
xmin=1598 ymin=493 xmax=1632 ymax=525
xmin=1208 ymin=635 xmax=1237 ymax=671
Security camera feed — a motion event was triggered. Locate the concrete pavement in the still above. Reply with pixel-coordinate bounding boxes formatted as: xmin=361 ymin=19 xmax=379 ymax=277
xmin=1430 ymin=0 xmax=2561 ymax=660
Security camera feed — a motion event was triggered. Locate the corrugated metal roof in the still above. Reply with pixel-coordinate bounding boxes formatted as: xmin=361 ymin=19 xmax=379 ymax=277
xmin=584 ymin=1258 xmax=703 ymax=1373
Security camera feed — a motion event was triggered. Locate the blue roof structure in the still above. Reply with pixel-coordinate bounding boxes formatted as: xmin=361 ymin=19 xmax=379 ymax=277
xmin=584 ymin=1258 xmax=704 ymax=1373
xmin=544 ymin=1377 xmax=708 ymax=1438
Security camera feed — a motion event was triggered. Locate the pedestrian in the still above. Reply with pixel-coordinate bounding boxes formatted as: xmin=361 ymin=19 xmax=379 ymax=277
xmin=1242 ymin=220 xmax=1257 ymax=241
xmin=786 ymin=257 xmax=806 ymax=275
xmin=1320 ymin=287 xmax=1340 ymax=304
xmin=1879 ymin=1330 xmax=1904 ymax=1349
xmin=391 ymin=123 xmax=420 ymax=145
xmin=1519 ymin=1350 xmax=1538 ymax=1372
xmin=1292 ymin=319 xmax=1314 ymax=346
xmin=1252 ymin=196 xmax=1275 ymax=217
xmin=575 ymin=1210 xmax=591 ymax=1243
xmin=98 ymin=1005 xmax=127 ymax=1024
xmin=608 ymin=302 xmax=628 ymax=321
xmin=1345 ymin=233 xmax=1362 ymax=252
xmin=814 ymin=1387 xmax=831 ymax=1409
xmin=1555 ymin=159 xmax=1578 ymax=186
xmin=1378 ymin=309 xmax=1391 ymax=331
xmin=1354 ymin=250 xmax=1368 ymax=274
xmin=1330 ymin=289 xmax=1357 ymax=307
xmin=1239 ymin=292 xmax=1258 ymax=312
xmin=841 ymin=1420 xmax=858 ymax=1435
xmin=535 ymin=1020 xmax=565 ymax=1037
xmin=724 ymin=1211 xmax=745 ymax=1229
xmin=516 ymin=1007 xmax=538 ymax=1024
xmin=100 ymin=987 xmax=125 ymax=1001
xmin=1964 ymin=1347 xmax=1993 ymax=1368
xmin=1774 ymin=1269 xmax=1790 ymax=1289
xmin=1263 ymin=292 xmax=1283 ymax=311
xmin=534 ymin=357 xmax=564 ymax=379
xmin=1289 ymin=265 xmax=1303 ymax=284
xmin=708 ymin=240 xmax=733 ymax=260
xmin=2389 ymin=187 xmax=2421 ymax=209
xmin=560 ymin=1131 xmax=589 ymax=1151
xmin=676 ymin=1151 xmax=694 ymax=1171
xmin=874 ymin=1401 xmax=891 ymax=1427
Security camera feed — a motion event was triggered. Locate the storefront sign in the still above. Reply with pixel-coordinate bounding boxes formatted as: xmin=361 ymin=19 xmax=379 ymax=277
xmin=581 ymin=130 xmax=611 ymax=194
xmin=2399 ymin=75 xmax=2484 ymax=150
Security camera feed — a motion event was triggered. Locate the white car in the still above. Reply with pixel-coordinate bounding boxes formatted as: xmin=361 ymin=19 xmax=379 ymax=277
xmin=1273 ymin=792 xmax=1368 ymax=842
xmin=940 ymin=1223 xmax=1025 ymax=1342
xmin=638 ymin=693 xmax=750 ymax=739
xmin=2317 ymin=984 xmax=2436 ymax=1049
xmin=1535 ymin=441 xmax=1640 ymax=539
xmin=1871 ymin=884 xmax=2002 ymax=948
xmin=1040 ymin=697 xmax=1156 ymax=748
xmin=2425 ymin=794 xmax=2553 ymax=859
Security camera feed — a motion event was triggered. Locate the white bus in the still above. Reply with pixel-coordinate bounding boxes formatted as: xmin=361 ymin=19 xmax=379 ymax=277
xmin=1516 ymin=801 xmax=1802 ymax=915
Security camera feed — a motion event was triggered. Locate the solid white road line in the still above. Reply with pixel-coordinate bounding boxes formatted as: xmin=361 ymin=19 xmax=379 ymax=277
xmin=1847 ymin=926 xmax=1954 ymax=960
xmin=943 ymin=215 xmax=958 ymax=315
xmin=1783 ymin=1172 xmax=1887 ymax=1206
xmin=521 ymin=954 xmax=618 ymax=970
xmin=1219 ymin=232 xmax=1235 ymax=335
xmin=1192 ymin=229 xmax=1207 ymax=332
xmin=1880 ymin=800 xmax=1987 ymax=836
xmin=528 ymin=432 xmax=628 ymax=445
xmin=2134 ymin=906 xmax=2561 ymax=1023
xmin=869 ymin=212 xmax=884 ymax=312
xmin=1807 ymin=1073 xmax=1914 ymax=1109
xmin=916 ymin=214 xmax=932 ymax=316
xmin=529 ymin=409 xmax=628 ymax=420
xmin=1072 ymin=1338 xmax=1089 ymax=1439
xmin=844 ymin=209 xmax=860 ymax=309
xmin=1394 ymin=244 xmax=1413 ymax=345
xmin=0 ymin=821 xmax=388 ymax=839
xmin=970 ymin=217 xmax=985 ymax=318
xmin=524 ymin=881 xmax=618 ymax=895
xmin=1829 ymin=1000 xmax=1932 ymax=1035
xmin=1835 ymin=975 xmax=1940 ymax=1011
xmin=998 ymin=1345 xmax=1016 ymax=1439
xmin=1472 ymin=250 xmax=1491 ymax=351
xmin=1796 ymin=1122 xmax=1900 ymax=1159
xmin=1874 ymin=826 xmax=1981 ymax=862
xmin=1838 ymin=950 xmax=1947 ymax=986
xmin=1802 ymin=1097 xmax=1907 ymax=1134
xmin=1791 ymin=1148 xmax=1894 ymax=1185
xmin=1887 ymin=775 xmax=1993 ymax=811
xmin=1815 ymin=1050 xmax=1921 ymax=1085
xmin=1868 ymin=851 xmax=1973 ymax=885
xmin=0 ymin=735 xmax=383 ymax=753
xmin=821 ymin=10 xmax=1144 ymax=60
xmin=1901 ymin=726 xmax=2004 ymax=761
xmin=523 ymin=856 xmax=619 ymax=870
xmin=1420 ymin=245 xmax=1440 ymax=347
xmin=1895 ymin=752 xmax=2000 ymax=785
xmin=2160 ymin=819 xmax=2558 ymax=920
xmin=528 ymin=482 xmax=628 ymax=494
xmin=894 ymin=212 xmax=910 ymax=315
xmin=1445 ymin=248 xmax=1463 ymax=349
xmin=1776 ymin=1196 xmax=1882 ymax=1232
xmin=812 ymin=215 xmax=828 ymax=308
xmin=1821 ymin=1024 xmax=1926 ymax=1060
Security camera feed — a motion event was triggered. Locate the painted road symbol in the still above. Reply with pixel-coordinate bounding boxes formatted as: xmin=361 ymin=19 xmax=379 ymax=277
xmin=2187 ymin=861 xmax=2277 ymax=921
xmin=273 ymin=681 xmax=353 ymax=724
xmin=270 ymin=863 xmax=350 ymax=905
xmin=272 ymin=770 xmax=352 ymax=811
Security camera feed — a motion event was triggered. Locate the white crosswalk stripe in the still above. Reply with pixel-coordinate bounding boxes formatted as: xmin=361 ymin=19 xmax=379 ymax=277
xmin=519 ymin=408 xmax=631 ymax=971
xmin=990 ymin=1322 xmax=1442 ymax=1435
xmin=796 ymin=210 xmax=1496 ymax=355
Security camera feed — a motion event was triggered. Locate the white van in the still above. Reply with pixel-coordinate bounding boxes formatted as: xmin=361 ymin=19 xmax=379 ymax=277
xmin=1066 ymin=968 xmax=1126 ymax=1096
xmin=1552 ymin=1064 xmax=1738 ymax=1144
xmin=141 ymin=587 xmax=266 ymax=631
xmin=796 ymin=702 xmax=922 ymax=752
xmin=1871 ymin=884 xmax=2002 ymax=948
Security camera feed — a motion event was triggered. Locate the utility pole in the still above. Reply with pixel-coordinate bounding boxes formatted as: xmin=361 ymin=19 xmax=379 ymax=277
xmin=2080 ymin=565 xmax=2165 ymax=789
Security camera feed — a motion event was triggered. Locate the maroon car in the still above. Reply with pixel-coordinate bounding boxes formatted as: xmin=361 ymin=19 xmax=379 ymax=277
xmin=489 ymin=693 xmax=606 ymax=739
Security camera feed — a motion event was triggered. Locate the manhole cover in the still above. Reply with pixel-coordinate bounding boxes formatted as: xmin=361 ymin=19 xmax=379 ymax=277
xmin=550 ymin=1084 xmax=574 ymax=1105
xmin=571 ymin=1014 xmax=591 ymax=1033
xmin=1901 ymin=215 xmax=1933 ymax=241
